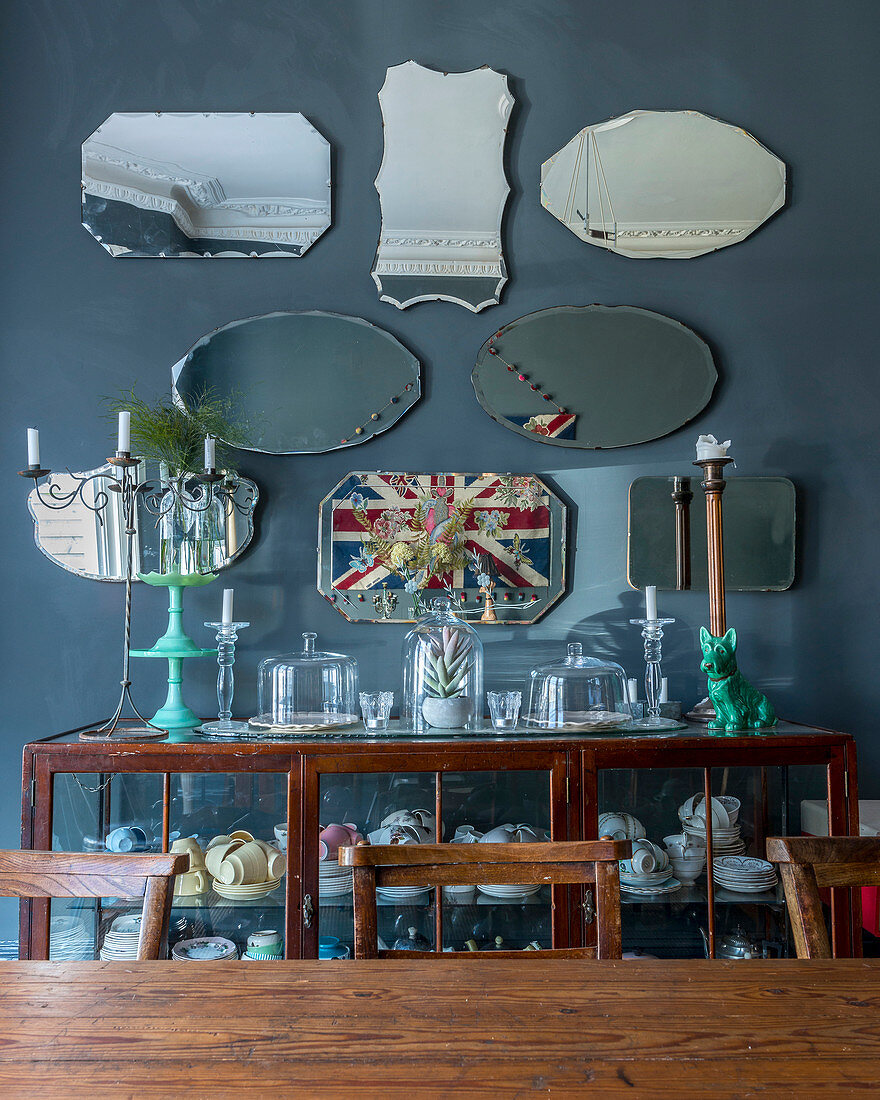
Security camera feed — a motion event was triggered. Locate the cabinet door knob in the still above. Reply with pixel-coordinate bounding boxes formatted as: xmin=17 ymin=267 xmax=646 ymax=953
xmin=302 ymin=893 xmax=314 ymax=929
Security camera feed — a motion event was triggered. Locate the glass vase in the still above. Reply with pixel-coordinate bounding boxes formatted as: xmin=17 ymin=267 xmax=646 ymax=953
xmin=402 ymin=598 xmax=483 ymax=732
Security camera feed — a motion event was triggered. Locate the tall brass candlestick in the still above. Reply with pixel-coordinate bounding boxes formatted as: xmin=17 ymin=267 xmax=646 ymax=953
xmin=693 ymin=457 xmax=734 ymax=636
xmin=671 ymin=476 xmax=693 ymax=591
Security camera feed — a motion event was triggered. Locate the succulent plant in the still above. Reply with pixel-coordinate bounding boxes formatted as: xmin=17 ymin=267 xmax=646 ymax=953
xmin=422 ymin=627 xmax=472 ymax=698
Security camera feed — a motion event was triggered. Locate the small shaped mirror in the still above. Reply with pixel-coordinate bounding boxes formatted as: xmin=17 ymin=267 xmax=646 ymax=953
xmin=82 ymin=112 xmax=331 ymax=257
xmin=541 ymin=110 xmax=785 ymax=259
xmin=628 ymin=475 xmax=796 ymax=591
xmin=172 ymin=311 xmax=420 ymax=455
xmin=372 ymin=61 xmax=514 ymax=311
xmin=472 ymin=305 xmax=717 ymax=449
xmin=27 ymin=465 xmax=258 ymax=581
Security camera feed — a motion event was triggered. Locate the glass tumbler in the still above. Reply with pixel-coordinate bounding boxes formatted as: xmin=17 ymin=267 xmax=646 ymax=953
xmin=487 ymin=690 xmax=522 ymax=731
xmin=360 ymin=691 xmax=394 ymax=731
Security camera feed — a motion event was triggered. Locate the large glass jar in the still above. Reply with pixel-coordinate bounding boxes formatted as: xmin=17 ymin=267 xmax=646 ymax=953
xmin=158 ymin=474 xmax=225 ymax=577
xmin=523 ymin=643 xmax=633 ymax=731
xmin=402 ymin=599 xmax=484 ymax=732
xmin=252 ymin=632 xmax=359 ymax=732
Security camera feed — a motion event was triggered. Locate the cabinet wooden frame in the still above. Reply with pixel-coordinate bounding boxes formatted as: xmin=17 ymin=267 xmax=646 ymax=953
xmin=21 ymin=721 xmax=858 ymax=959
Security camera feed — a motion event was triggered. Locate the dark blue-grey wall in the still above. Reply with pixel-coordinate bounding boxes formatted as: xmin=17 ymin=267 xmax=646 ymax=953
xmin=2 ymin=0 xmax=879 ymax=872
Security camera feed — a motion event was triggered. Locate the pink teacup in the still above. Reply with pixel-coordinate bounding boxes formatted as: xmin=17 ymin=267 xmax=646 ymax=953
xmin=319 ymin=822 xmax=363 ymax=860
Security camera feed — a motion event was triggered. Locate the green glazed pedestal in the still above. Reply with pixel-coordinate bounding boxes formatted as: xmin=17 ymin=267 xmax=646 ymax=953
xmin=131 ymin=571 xmax=217 ymax=729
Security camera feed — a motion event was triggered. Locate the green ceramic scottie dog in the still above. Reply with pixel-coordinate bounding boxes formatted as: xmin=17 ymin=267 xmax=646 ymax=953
xmin=699 ymin=627 xmax=777 ymax=732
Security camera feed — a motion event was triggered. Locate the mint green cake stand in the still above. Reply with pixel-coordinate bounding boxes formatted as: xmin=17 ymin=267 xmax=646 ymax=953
xmin=130 ymin=571 xmax=218 ymax=729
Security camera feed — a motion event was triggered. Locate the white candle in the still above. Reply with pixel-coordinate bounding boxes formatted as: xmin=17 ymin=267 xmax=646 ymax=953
xmin=117 ymin=411 xmax=131 ymax=453
xmin=222 ymin=588 xmax=234 ymax=625
xmin=695 ymin=434 xmax=731 ymax=461
xmin=660 ymin=677 xmax=669 ymax=703
xmin=645 ymin=585 xmax=658 ymax=621
xmin=204 ymin=435 xmax=215 ymax=470
xmin=627 ymin=678 xmax=639 ymax=705
xmin=27 ymin=427 xmax=40 ymax=467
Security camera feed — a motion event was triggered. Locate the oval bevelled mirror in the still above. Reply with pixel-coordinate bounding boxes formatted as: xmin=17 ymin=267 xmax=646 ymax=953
xmin=172 ymin=311 xmax=421 ymax=455
xmin=472 ymin=305 xmax=717 ymax=449
xmin=27 ymin=464 xmax=258 ymax=581
xmin=541 ymin=110 xmax=786 ymax=259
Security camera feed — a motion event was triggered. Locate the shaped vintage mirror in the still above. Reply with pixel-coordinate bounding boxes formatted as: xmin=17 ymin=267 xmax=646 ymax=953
xmin=472 ymin=305 xmax=717 ymax=449
xmin=628 ymin=475 xmax=796 ymax=591
xmin=172 ymin=311 xmax=420 ymax=455
xmin=27 ymin=464 xmax=258 ymax=581
xmin=318 ymin=472 xmax=566 ymax=623
xmin=82 ymin=113 xmax=331 ymax=257
xmin=372 ymin=61 xmax=514 ymax=312
xmin=541 ymin=110 xmax=786 ymax=258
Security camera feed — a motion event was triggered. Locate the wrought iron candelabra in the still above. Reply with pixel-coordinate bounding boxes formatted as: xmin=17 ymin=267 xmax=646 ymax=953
xmin=19 ymin=451 xmax=251 ymax=739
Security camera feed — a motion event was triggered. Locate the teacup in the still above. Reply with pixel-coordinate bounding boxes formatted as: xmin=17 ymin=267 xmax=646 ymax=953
xmin=266 ymin=849 xmax=287 ymax=879
xmin=452 ymin=825 xmax=482 ymax=844
xmin=367 ymin=823 xmax=428 ymax=846
xmin=248 ymin=930 xmax=283 ymax=951
xmin=173 ymin=868 xmax=209 ymax=896
xmin=216 ymin=841 xmax=269 ymax=885
xmin=670 ymin=855 xmax=704 ymax=884
xmin=171 ymin=837 xmax=206 ymax=872
xmin=630 ymin=839 xmax=668 ymax=874
xmin=229 ymin=829 xmax=255 ymax=843
xmin=274 ymin=824 xmax=288 ymax=851
xmin=205 ymin=839 xmax=243 ymax=878
xmin=480 ymin=824 xmax=517 ymax=844
xmin=207 ymin=834 xmax=235 ymax=850
xmin=319 ymin=823 xmax=363 ymax=860
xmin=381 ymin=808 xmax=436 ymax=832
xmin=597 ymin=813 xmax=628 ymax=841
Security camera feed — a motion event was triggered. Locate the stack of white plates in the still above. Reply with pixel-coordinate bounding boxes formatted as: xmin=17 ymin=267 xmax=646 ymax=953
xmin=683 ymin=822 xmax=746 ymax=856
xmin=619 ymin=868 xmax=681 ymax=895
xmin=172 ymin=936 xmax=237 ymax=961
xmin=712 ymin=856 xmax=778 ymax=893
xmin=319 ymin=861 xmax=353 ymax=898
xmin=49 ymin=915 xmax=93 ymax=960
xmin=477 ymin=883 xmax=543 ymax=900
xmin=212 ymin=878 xmax=283 ymax=901
xmin=376 ymin=885 xmax=431 ymax=902
xmin=99 ymin=913 xmax=142 ymax=960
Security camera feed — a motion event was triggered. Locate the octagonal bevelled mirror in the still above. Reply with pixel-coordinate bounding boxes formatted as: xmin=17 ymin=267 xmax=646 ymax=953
xmin=472 ymin=305 xmax=717 ymax=449
xmin=541 ymin=109 xmax=786 ymax=259
xmin=82 ymin=112 xmax=331 ymax=257
xmin=172 ymin=311 xmax=421 ymax=455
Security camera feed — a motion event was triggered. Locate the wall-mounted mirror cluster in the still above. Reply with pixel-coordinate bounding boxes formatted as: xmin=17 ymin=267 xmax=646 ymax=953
xmin=172 ymin=311 xmax=421 ymax=455
xmin=82 ymin=112 xmax=331 ymax=257
xmin=27 ymin=465 xmax=258 ymax=581
xmin=541 ymin=110 xmax=786 ymax=259
xmin=628 ymin=475 xmax=796 ymax=592
xmin=318 ymin=472 xmax=566 ymax=623
xmin=371 ymin=61 xmax=514 ymax=312
xmin=472 ymin=305 xmax=717 ymax=449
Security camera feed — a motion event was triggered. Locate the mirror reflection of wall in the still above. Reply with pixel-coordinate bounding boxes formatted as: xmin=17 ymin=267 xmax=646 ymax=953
xmin=82 ymin=112 xmax=331 ymax=258
xmin=27 ymin=465 xmax=258 ymax=581
xmin=628 ymin=476 xmax=796 ymax=592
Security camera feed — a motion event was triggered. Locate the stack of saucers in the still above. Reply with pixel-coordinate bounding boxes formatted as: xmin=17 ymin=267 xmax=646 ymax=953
xmin=618 ymin=867 xmax=681 ymax=895
xmin=679 ymin=794 xmax=746 ymax=856
xmin=319 ymin=860 xmax=353 ymax=898
xmin=171 ymin=936 xmax=237 ymax=961
xmin=99 ymin=913 xmax=142 ymax=960
xmin=49 ymin=915 xmax=93 ymax=960
xmin=376 ymin=882 xmax=431 ymax=903
xmin=477 ymin=882 xmax=543 ymax=900
xmin=712 ymin=855 xmax=778 ymax=893
xmin=212 ymin=878 xmax=283 ymax=901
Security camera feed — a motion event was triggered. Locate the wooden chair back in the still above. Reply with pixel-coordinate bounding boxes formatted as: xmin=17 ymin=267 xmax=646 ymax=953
xmin=766 ymin=836 xmax=880 ymax=958
xmin=0 ymin=850 xmax=188 ymax=961
xmin=339 ymin=839 xmax=630 ymax=959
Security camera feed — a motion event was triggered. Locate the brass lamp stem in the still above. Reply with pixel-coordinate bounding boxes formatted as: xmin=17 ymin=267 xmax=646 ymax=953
xmin=694 ymin=457 xmax=733 ymax=636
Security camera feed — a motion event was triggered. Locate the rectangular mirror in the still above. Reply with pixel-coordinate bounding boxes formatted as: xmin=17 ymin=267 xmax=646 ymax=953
xmin=628 ymin=475 xmax=795 ymax=592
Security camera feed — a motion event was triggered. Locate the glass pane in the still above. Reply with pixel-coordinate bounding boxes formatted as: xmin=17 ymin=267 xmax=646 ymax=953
xmin=318 ymin=771 xmax=438 ymax=957
xmin=0 ymin=898 xmax=20 ymax=960
xmin=598 ymin=766 xmax=707 ymax=959
xmin=441 ymin=770 xmax=552 ymax=952
xmin=52 ymin=772 xmax=164 ymax=853
xmin=169 ymin=772 xmax=288 ymax=961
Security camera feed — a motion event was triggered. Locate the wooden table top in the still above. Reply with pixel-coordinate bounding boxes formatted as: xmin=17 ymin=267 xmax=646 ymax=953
xmin=1 ymin=959 xmax=879 ymax=1096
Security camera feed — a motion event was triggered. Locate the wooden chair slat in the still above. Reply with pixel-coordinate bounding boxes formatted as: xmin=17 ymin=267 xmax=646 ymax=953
xmin=340 ymin=840 xmax=628 ymax=867
xmin=376 ymin=863 xmax=594 ymax=888
xmin=0 ymin=851 xmax=184 ymax=878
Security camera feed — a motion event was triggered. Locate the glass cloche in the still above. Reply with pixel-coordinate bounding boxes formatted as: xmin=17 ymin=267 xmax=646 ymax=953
xmin=524 ymin=643 xmax=634 ymax=731
xmin=402 ymin=599 xmax=483 ymax=732
xmin=250 ymin=632 xmax=359 ymax=733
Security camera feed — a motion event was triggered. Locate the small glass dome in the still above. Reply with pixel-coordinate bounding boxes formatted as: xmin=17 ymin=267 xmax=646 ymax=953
xmin=402 ymin=598 xmax=484 ymax=732
xmin=524 ymin=643 xmax=633 ymax=731
xmin=251 ymin=632 xmax=359 ymax=732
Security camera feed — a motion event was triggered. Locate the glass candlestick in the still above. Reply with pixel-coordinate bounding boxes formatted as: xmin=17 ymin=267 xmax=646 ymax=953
xmin=201 ymin=621 xmax=250 ymax=735
xmin=628 ymin=617 xmax=681 ymax=730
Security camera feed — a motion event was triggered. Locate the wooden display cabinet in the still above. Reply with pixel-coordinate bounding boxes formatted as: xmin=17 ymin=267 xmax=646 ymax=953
xmin=20 ymin=720 xmax=859 ymax=960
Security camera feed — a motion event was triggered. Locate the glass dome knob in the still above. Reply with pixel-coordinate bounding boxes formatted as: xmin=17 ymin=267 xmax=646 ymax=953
xmin=567 ymin=642 xmax=583 ymax=659
xmin=302 ymin=632 xmax=317 ymax=654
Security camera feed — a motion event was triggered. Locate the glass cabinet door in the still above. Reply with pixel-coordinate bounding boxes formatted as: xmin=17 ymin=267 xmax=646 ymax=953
xmin=312 ymin=762 xmax=561 ymax=958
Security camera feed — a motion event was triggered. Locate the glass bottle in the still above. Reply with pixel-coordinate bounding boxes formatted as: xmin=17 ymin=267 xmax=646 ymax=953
xmin=402 ymin=598 xmax=484 ymax=732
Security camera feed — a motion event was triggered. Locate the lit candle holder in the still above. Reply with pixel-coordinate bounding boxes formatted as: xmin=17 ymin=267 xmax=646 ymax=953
xmin=204 ymin=434 xmax=216 ymax=471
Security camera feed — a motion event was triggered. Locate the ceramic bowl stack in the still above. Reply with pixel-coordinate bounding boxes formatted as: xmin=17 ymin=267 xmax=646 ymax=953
xmin=369 ymin=813 xmax=433 ymax=903
xmin=598 ymin=812 xmax=647 ymax=841
xmin=172 ymin=936 xmax=238 ymax=961
xmin=678 ymin=794 xmax=745 ymax=856
xmin=712 ymin=855 xmax=778 ymax=893
xmin=49 ymin=914 xmax=93 ymax=960
xmin=206 ymin=830 xmax=287 ymax=901
xmin=99 ymin=913 xmax=143 ymax=960
xmin=662 ymin=833 xmax=706 ymax=884
xmin=619 ymin=839 xmax=681 ymax=895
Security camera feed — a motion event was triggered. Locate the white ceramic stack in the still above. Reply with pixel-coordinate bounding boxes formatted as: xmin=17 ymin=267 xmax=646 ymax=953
xmin=49 ymin=915 xmax=93 ymax=960
xmin=476 ymin=823 xmax=548 ymax=899
xmin=678 ymin=795 xmax=745 ymax=856
xmin=619 ymin=839 xmax=681 ymax=895
xmin=318 ymin=823 xmax=363 ymax=900
xmin=319 ymin=860 xmax=353 ymax=898
xmin=369 ymin=814 xmax=433 ymax=902
xmin=597 ymin=812 xmax=647 ymax=841
xmin=662 ymin=833 xmax=706 ymax=884
xmin=712 ymin=855 xmax=778 ymax=893
xmin=99 ymin=913 xmax=143 ymax=960
xmin=172 ymin=936 xmax=238 ymax=961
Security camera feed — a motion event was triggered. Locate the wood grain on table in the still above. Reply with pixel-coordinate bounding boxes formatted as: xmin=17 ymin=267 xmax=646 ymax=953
xmin=0 ymin=960 xmax=878 ymax=1096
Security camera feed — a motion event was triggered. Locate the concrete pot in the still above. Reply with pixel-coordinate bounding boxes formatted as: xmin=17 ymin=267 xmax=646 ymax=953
xmin=421 ymin=696 xmax=474 ymax=729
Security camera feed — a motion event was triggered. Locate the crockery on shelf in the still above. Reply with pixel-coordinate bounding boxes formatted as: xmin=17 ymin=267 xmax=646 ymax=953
xmin=274 ymin=823 xmax=288 ymax=850
xmin=172 ymin=936 xmax=237 ymax=961
xmin=212 ymin=878 xmax=283 ymax=901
